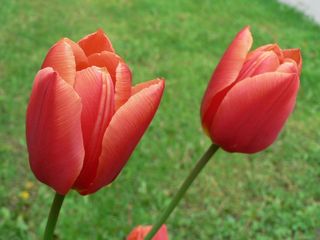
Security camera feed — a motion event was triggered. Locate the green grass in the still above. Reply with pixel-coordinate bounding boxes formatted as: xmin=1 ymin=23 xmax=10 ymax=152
xmin=1 ymin=0 xmax=320 ymax=239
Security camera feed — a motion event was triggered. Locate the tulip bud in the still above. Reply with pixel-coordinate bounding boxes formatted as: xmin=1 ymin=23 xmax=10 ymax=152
xmin=26 ymin=30 xmax=165 ymax=195
xmin=201 ymin=26 xmax=301 ymax=153
xmin=127 ymin=225 xmax=169 ymax=240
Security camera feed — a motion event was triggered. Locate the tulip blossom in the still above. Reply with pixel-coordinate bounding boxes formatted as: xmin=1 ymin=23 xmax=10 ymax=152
xmin=201 ymin=26 xmax=301 ymax=153
xmin=127 ymin=225 xmax=169 ymax=240
xmin=26 ymin=30 xmax=165 ymax=195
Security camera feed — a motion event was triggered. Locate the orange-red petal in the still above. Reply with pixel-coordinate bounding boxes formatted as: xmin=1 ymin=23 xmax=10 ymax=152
xmin=282 ymin=48 xmax=302 ymax=74
xmin=131 ymin=79 xmax=163 ymax=96
xmin=78 ymin=29 xmax=114 ymax=56
xmin=211 ymin=72 xmax=299 ymax=153
xmin=26 ymin=68 xmax=84 ymax=194
xmin=201 ymin=26 xmax=253 ymax=130
xmin=88 ymin=52 xmax=132 ymax=110
xmin=247 ymin=43 xmax=283 ymax=60
xmin=82 ymin=79 xmax=165 ymax=194
xmin=88 ymin=51 xmax=121 ymax=83
xmin=237 ymin=51 xmax=280 ymax=80
xmin=115 ymin=62 xmax=132 ymax=110
xmin=127 ymin=225 xmax=169 ymax=240
xmin=63 ymin=38 xmax=89 ymax=70
xmin=277 ymin=59 xmax=298 ymax=74
xmin=41 ymin=40 xmax=76 ymax=85
xmin=73 ymin=67 xmax=115 ymax=191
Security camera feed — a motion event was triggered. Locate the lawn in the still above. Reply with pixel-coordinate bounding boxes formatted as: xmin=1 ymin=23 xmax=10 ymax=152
xmin=0 ymin=0 xmax=320 ymax=239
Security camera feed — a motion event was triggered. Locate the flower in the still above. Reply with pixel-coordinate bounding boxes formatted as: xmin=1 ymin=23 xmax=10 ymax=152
xmin=19 ymin=191 xmax=30 ymax=200
xmin=127 ymin=225 xmax=169 ymax=240
xmin=26 ymin=30 xmax=165 ymax=195
xmin=201 ymin=26 xmax=301 ymax=153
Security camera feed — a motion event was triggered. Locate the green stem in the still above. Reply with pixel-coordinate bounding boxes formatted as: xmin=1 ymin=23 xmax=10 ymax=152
xmin=43 ymin=192 xmax=65 ymax=240
xmin=145 ymin=144 xmax=219 ymax=240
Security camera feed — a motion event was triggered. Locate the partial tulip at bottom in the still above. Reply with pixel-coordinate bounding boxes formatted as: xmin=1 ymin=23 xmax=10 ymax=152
xmin=145 ymin=144 xmax=219 ymax=240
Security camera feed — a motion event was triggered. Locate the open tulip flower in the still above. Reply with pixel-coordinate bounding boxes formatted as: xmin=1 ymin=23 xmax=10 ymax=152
xmin=26 ymin=30 xmax=165 ymax=195
xmin=127 ymin=225 xmax=169 ymax=240
xmin=201 ymin=26 xmax=301 ymax=153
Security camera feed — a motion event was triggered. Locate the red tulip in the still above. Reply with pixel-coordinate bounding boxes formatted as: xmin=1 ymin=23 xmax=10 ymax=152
xmin=127 ymin=225 xmax=169 ymax=240
xmin=201 ymin=26 xmax=301 ymax=153
xmin=26 ymin=30 xmax=165 ymax=195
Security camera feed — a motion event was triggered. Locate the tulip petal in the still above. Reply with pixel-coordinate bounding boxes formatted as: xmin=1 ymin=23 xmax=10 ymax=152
xmin=73 ymin=67 xmax=115 ymax=191
xmin=251 ymin=52 xmax=280 ymax=75
xmin=82 ymin=79 xmax=165 ymax=194
xmin=131 ymin=79 xmax=162 ymax=95
xmin=211 ymin=72 xmax=299 ymax=153
xmin=78 ymin=29 xmax=114 ymax=56
xmin=127 ymin=225 xmax=169 ymax=240
xmin=88 ymin=51 xmax=121 ymax=83
xmin=201 ymin=26 xmax=253 ymax=130
xmin=153 ymin=225 xmax=169 ymax=240
xmin=277 ymin=59 xmax=298 ymax=74
xmin=41 ymin=40 xmax=76 ymax=85
xmin=115 ymin=62 xmax=132 ymax=110
xmin=26 ymin=67 xmax=84 ymax=194
xmin=88 ymin=52 xmax=132 ymax=110
xmin=63 ymin=38 xmax=89 ymax=70
xmin=282 ymin=48 xmax=302 ymax=74
xmin=237 ymin=51 xmax=280 ymax=80
xmin=247 ymin=44 xmax=283 ymax=60
xmin=127 ymin=226 xmax=145 ymax=240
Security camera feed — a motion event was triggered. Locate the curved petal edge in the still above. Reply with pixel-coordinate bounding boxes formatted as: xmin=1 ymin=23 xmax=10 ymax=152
xmin=211 ymin=72 xmax=299 ymax=153
xmin=78 ymin=29 xmax=115 ymax=56
xmin=26 ymin=67 xmax=84 ymax=194
xmin=81 ymin=79 xmax=165 ymax=194
xmin=201 ymin=26 xmax=253 ymax=130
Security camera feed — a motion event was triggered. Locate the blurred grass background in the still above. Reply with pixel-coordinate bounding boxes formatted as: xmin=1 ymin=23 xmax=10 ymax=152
xmin=0 ymin=0 xmax=320 ymax=239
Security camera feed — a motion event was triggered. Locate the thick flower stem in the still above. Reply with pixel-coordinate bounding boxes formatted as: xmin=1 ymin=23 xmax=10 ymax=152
xmin=145 ymin=144 xmax=219 ymax=240
xmin=43 ymin=192 xmax=65 ymax=240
